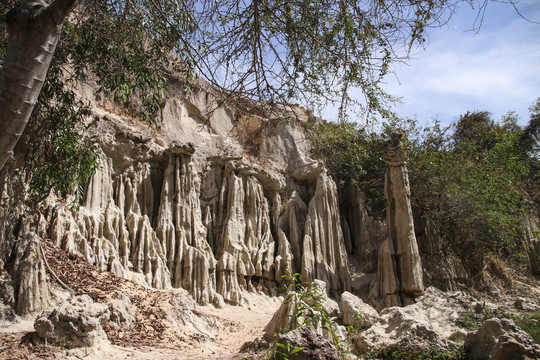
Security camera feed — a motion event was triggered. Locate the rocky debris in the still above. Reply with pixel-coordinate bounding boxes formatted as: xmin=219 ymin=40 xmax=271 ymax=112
xmin=239 ymin=337 xmax=271 ymax=353
xmin=353 ymin=287 xmax=471 ymax=354
xmin=107 ymin=291 xmax=134 ymax=328
xmin=275 ymin=327 xmax=340 ymax=360
xmin=341 ymin=291 xmax=380 ymax=329
xmin=34 ymin=295 xmax=110 ymax=348
xmin=465 ymin=318 xmax=540 ymax=360
xmin=0 ymin=332 xmax=56 ymax=360
xmin=165 ymin=288 xmax=217 ymax=339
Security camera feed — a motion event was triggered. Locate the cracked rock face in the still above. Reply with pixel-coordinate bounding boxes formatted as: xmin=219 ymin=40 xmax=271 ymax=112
xmin=465 ymin=318 xmax=540 ymax=360
xmin=368 ymin=133 xmax=423 ymax=310
xmin=1 ymin=76 xmax=449 ymax=319
xmin=34 ymin=295 xmax=109 ymax=348
xmin=36 ymin=84 xmax=352 ymax=307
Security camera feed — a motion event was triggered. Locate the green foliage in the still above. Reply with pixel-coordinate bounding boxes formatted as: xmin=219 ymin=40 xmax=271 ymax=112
xmin=275 ymin=341 xmax=304 ymax=360
xmin=23 ymin=63 xmax=98 ymax=204
xmin=456 ymin=305 xmax=510 ymax=331
xmin=457 ymin=305 xmax=540 ymax=344
xmin=514 ymin=312 xmax=540 ymax=344
xmin=520 ymin=98 xmax=540 ymax=202
xmin=362 ymin=346 xmax=466 ymax=360
xmin=406 ymin=112 xmax=532 ymax=261
xmin=1 ymin=0 xmax=190 ymax=201
xmin=307 ymin=120 xmax=386 ymax=217
xmin=281 ymin=273 xmax=343 ymax=353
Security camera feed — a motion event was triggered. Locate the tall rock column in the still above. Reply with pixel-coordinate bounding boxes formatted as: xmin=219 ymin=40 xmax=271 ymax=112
xmin=382 ymin=133 xmax=423 ymax=305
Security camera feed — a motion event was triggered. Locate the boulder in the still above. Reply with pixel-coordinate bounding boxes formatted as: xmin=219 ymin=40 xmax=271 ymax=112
xmin=239 ymin=337 xmax=271 ymax=353
xmin=107 ymin=291 xmax=134 ymax=328
xmin=34 ymin=295 xmax=109 ymax=347
xmin=276 ymin=327 xmax=340 ymax=360
xmin=165 ymin=288 xmax=217 ymax=338
xmin=465 ymin=318 xmax=540 ymax=360
xmin=341 ymin=291 xmax=380 ymax=329
xmin=351 ymin=301 xmax=458 ymax=354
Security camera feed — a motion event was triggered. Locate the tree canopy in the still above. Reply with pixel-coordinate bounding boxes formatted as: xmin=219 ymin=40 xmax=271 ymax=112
xmin=309 ymin=100 xmax=540 ymax=275
xmin=0 ymin=0 xmax=530 ymax=197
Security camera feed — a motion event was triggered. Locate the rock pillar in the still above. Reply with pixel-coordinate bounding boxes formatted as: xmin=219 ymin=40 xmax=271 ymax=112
xmin=381 ymin=133 xmax=423 ymax=305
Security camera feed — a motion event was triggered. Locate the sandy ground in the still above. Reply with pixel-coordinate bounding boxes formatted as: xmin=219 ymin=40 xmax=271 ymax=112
xmin=0 ymin=240 xmax=283 ymax=360
xmin=1 ymin=291 xmax=282 ymax=360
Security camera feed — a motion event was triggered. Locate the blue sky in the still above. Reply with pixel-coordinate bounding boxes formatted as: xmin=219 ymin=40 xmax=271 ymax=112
xmin=378 ymin=0 xmax=540 ymax=127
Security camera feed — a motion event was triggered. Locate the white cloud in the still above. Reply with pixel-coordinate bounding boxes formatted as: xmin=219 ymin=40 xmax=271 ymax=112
xmin=379 ymin=1 xmax=540 ymax=125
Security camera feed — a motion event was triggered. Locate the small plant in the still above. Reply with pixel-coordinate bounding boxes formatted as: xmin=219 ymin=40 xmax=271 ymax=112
xmin=513 ymin=311 xmax=540 ymax=344
xmin=275 ymin=342 xmax=304 ymax=360
xmin=280 ymin=272 xmax=344 ymax=353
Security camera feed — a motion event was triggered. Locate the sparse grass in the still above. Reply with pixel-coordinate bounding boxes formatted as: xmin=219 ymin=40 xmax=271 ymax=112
xmin=360 ymin=347 xmax=466 ymax=360
xmin=514 ymin=312 xmax=540 ymax=344
xmin=457 ymin=306 xmax=540 ymax=344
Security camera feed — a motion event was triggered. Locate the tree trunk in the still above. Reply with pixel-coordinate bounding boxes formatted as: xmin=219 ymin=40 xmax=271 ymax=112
xmin=0 ymin=0 xmax=76 ymax=171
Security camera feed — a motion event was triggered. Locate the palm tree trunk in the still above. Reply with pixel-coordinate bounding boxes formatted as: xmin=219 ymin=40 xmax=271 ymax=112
xmin=0 ymin=0 xmax=76 ymax=171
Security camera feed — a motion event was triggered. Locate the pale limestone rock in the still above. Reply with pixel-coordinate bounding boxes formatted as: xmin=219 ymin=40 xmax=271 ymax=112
xmin=342 ymin=186 xmax=386 ymax=274
xmin=107 ymin=291 xmax=134 ymax=328
xmin=351 ymin=301 xmax=457 ymax=354
xmin=49 ymin=151 xmax=172 ymax=290
xmin=354 ymin=287 xmax=475 ymax=354
xmin=465 ymin=318 xmax=540 ymax=360
xmin=154 ymin=154 xmax=218 ymax=305
xmin=34 ymin=295 xmax=109 ymax=348
xmin=204 ymin=160 xmax=278 ymax=304
xmin=263 ymin=279 xmax=343 ymax=344
xmin=301 ymin=171 xmax=351 ymax=295
xmin=166 ymin=288 xmax=218 ymax=338
xmin=368 ymin=238 xmax=401 ymax=311
xmin=277 ymin=191 xmax=307 ymax=276
xmin=12 ymin=233 xmax=50 ymax=316
xmin=381 ymin=133 xmax=424 ymax=306
xmin=341 ymin=291 xmax=380 ymax=329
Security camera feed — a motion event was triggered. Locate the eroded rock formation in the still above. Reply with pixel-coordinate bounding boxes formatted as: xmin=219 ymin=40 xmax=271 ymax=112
xmin=0 ymin=81 xmax=355 ymax=313
xmin=369 ymin=133 xmax=424 ymax=310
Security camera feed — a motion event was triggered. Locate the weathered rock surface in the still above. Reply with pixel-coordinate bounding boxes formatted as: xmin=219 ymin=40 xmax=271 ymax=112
xmin=523 ymin=206 xmax=540 ymax=275
xmin=165 ymin=288 xmax=217 ymax=338
xmin=12 ymin=232 xmax=50 ymax=316
xmin=24 ymin=85 xmax=353 ymax=309
xmin=415 ymin=217 xmax=469 ymax=291
xmin=107 ymin=291 xmax=134 ymax=328
xmin=465 ymin=318 xmax=540 ymax=360
xmin=341 ymin=291 xmax=379 ymax=329
xmin=275 ymin=327 xmax=340 ymax=360
xmin=353 ymin=287 xmax=471 ymax=354
xmin=34 ymin=295 xmax=110 ymax=348
xmin=370 ymin=133 xmax=424 ymax=310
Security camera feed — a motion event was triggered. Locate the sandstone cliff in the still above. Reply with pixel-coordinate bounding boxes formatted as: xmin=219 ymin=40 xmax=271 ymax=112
xmin=1 ymin=78 xmax=357 ymax=315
